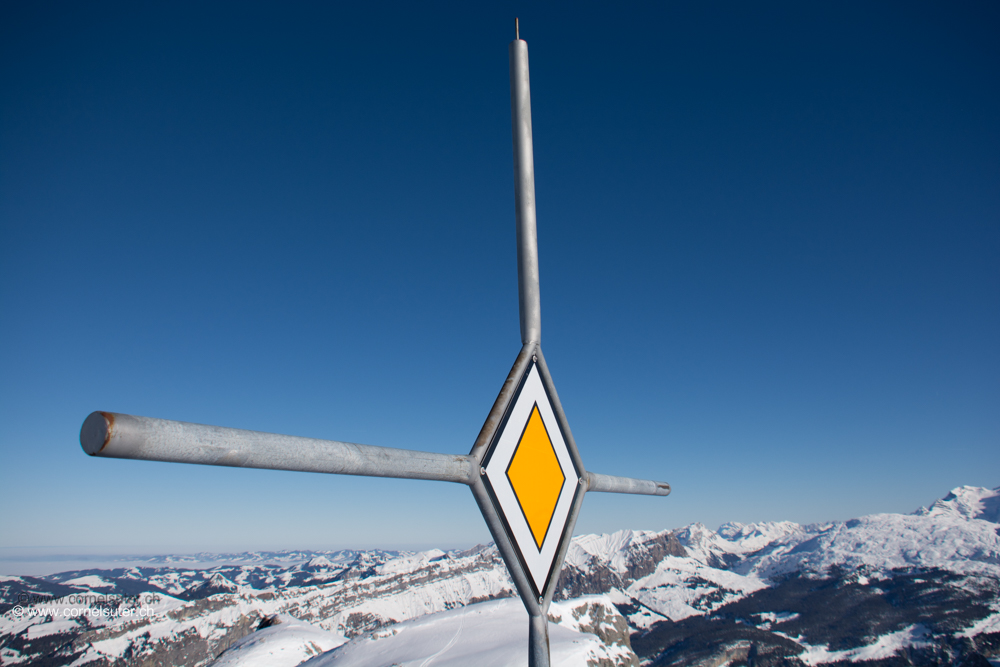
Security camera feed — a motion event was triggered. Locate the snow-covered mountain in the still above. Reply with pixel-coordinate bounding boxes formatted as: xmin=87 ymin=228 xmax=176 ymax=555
xmin=1 ymin=485 xmax=997 ymax=666
xmin=914 ymin=484 xmax=1000 ymax=523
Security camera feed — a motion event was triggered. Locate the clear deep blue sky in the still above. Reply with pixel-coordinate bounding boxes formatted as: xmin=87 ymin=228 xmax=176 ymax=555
xmin=2 ymin=2 xmax=997 ymax=554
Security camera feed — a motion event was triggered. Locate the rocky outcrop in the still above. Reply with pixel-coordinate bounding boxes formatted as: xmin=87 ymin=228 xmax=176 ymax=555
xmin=554 ymin=531 xmax=686 ymax=600
xmin=549 ymin=596 xmax=640 ymax=667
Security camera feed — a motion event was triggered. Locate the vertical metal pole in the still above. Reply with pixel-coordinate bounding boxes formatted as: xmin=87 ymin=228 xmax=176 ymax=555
xmin=512 ymin=22 xmax=548 ymax=667
xmin=510 ymin=33 xmax=541 ymax=346
xmin=528 ymin=613 xmax=551 ymax=667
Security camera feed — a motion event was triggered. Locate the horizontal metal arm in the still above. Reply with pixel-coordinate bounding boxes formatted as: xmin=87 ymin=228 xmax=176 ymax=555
xmin=80 ymin=412 xmax=477 ymax=485
xmin=586 ymin=471 xmax=670 ymax=496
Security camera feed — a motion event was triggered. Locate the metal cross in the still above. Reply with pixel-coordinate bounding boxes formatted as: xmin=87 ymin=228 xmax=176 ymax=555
xmin=79 ymin=22 xmax=670 ymax=667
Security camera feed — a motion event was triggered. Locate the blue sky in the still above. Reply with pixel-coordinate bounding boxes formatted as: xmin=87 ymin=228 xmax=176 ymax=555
xmin=1 ymin=1 xmax=997 ymax=556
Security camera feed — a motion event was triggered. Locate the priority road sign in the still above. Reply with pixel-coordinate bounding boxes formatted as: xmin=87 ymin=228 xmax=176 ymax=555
xmin=480 ymin=357 xmax=583 ymax=599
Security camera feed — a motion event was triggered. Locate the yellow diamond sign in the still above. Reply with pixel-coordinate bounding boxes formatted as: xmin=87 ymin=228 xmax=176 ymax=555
xmin=481 ymin=359 xmax=581 ymax=596
xmin=507 ymin=405 xmax=566 ymax=549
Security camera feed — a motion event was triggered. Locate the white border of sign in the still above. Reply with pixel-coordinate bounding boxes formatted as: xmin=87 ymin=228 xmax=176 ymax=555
xmin=484 ymin=362 xmax=580 ymax=594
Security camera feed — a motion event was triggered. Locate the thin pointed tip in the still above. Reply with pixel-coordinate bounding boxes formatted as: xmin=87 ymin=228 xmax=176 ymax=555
xmin=515 ymin=17 xmax=519 ymax=40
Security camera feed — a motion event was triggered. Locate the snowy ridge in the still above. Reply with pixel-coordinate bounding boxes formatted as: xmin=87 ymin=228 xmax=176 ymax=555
xmin=565 ymin=529 xmax=664 ymax=573
xmin=673 ymin=520 xmax=813 ymax=570
xmin=746 ymin=511 xmax=1000 ymax=579
xmin=914 ymin=484 xmax=1000 ymax=523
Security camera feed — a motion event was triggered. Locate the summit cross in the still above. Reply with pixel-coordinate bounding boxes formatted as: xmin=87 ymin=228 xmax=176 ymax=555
xmin=79 ymin=22 xmax=671 ymax=667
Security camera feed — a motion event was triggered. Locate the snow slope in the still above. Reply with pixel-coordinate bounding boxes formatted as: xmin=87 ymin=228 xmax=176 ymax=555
xmin=210 ymin=615 xmax=347 ymax=667
xmin=301 ymin=597 xmax=636 ymax=667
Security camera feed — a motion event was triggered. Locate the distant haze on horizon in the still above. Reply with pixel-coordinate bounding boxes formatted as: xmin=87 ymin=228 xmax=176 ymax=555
xmin=1 ymin=2 xmax=997 ymax=554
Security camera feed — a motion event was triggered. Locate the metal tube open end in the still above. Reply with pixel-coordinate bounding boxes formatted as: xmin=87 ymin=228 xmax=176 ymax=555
xmin=586 ymin=471 xmax=671 ymax=496
xmin=80 ymin=411 xmax=113 ymax=455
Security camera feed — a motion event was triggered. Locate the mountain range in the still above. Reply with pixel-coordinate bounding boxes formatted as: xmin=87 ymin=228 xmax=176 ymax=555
xmin=1 ymin=485 xmax=997 ymax=666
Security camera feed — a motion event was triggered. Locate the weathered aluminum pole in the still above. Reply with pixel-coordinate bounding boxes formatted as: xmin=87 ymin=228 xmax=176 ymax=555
xmin=80 ymin=410 xmax=666 ymax=495
xmin=588 ymin=471 xmax=671 ymax=495
xmin=81 ymin=411 xmax=476 ymax=484
xmin=510 ymin=28 xmax=541 ymax=347
xmin=510 ymin=25 xmax=550 ymax=667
